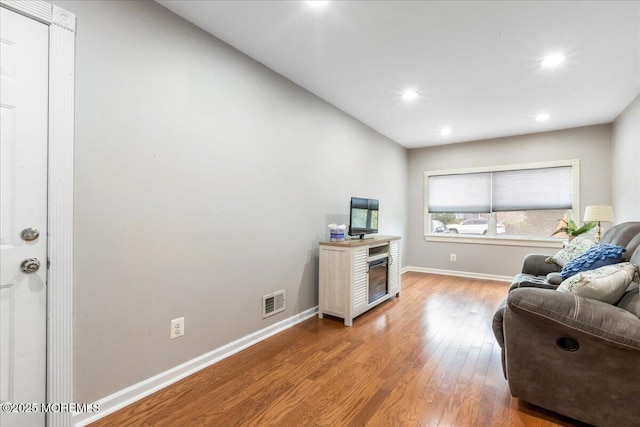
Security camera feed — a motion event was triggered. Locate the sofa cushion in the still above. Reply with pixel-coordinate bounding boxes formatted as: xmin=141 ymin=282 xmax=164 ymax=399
xmin=627 ymin=233 xmax=640 ymax=265
xmin=509 ymin=274 xmax=559 ymax=291
xmin=557 ymin=262 xmax=636 ymax=304
xmin=600 ymin=221 xmax=640 ymax=248
xmin=546 ymin=272 xmax=563 ymax=285
xmin=560 ymin=244 xmax=625 ymax=279
xmin=616 ymin=282 xmax=639 ymax=318
xmin=545 ymin=236 xmax=595 ymax=267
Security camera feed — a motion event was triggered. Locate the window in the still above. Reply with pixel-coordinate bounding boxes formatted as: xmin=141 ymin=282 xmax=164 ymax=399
xmin=424 ymin=160 xmax=579 ymax=242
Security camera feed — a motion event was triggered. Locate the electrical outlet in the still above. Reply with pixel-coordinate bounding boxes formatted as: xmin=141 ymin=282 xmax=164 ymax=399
xmin=450 ymin=253 xmax=457 ymax=262
xmin=171 ymin=317 xmax=184 ymax=339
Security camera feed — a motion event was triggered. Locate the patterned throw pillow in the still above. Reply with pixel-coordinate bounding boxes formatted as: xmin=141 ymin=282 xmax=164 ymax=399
xmin=545 ymin=236 xmax=596 ymax=267
xmin=560 ymin=244 xmax=626 ymax=279
xmin=557 ymin=262 xmax=637 ymax=304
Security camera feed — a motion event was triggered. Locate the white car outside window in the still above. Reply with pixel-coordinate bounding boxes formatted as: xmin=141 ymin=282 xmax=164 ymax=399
xmin=446 ymin=218 xmax=506 ymax=235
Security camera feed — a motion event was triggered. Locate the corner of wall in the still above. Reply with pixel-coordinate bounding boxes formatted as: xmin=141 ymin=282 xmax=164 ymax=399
xmin=611 ymin=93 xmax=640 ymax=222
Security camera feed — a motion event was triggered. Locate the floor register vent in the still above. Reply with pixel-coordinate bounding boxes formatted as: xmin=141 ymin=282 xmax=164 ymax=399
xmin=262 ymin=290 xmax=285 ymax=318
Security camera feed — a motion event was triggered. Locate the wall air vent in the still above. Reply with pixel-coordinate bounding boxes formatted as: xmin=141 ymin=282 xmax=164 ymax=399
xmin=262 ymin=290 xmax=285 ymax=318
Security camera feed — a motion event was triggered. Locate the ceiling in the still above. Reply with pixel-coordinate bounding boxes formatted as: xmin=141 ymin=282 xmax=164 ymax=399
xmin=156 ymin=1 xmax=640 ymax=149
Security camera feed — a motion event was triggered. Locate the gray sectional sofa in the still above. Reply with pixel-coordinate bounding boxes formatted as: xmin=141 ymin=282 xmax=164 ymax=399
xmin=492 ymin=222 xmax=640 ymax=427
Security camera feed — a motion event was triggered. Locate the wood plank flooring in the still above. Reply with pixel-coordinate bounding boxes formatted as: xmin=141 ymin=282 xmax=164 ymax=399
xmin=91 ymin=272 xmax=589 ymax=426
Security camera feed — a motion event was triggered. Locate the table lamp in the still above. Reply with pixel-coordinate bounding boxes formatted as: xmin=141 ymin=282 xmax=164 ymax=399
xmin=584 ymin=205 xmax=614 ymax=242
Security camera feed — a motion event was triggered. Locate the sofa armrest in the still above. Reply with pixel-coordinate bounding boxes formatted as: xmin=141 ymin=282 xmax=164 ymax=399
xmin=503 ymin=288 xmax=640 ymax=426
xmin=507 ymin=288 xmax=640 ymax=348
xmin=521 ymin=253 xmax=561 ymax=277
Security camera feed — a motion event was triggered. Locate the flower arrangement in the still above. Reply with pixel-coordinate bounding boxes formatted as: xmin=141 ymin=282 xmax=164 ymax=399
xmin=551 ymin=216 xmax=596 ymax=240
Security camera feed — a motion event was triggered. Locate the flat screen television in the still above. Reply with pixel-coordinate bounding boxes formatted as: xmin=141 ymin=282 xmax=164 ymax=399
xmin=348 ymin=197 xmax=379 ymax=239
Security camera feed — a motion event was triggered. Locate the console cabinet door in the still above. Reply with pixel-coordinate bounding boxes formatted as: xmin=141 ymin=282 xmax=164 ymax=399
xmin=319 ymin=247 xmax=349 ymax=317
xmin=352 ymin=247 xmax=368 ymax=317
xmin=388 ymin=241 xmax=400 ymax=295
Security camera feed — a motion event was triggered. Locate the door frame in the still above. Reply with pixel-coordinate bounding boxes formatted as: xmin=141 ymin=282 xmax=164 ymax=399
xmin=0 ymin=1 xmax=75 ymax=426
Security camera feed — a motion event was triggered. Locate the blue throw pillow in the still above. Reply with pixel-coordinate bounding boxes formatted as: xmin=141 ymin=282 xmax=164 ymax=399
xmin=560 ymin=244 xmax=626 ymax=279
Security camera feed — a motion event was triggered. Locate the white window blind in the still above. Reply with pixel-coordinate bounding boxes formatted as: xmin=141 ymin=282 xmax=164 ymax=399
xmin=428 ymin=172 xmax=491 ymax=213
xmin=492 ymin=167 xmax=572 ymax=211
xmin=428 ymin=166 xmax=572 ymax=213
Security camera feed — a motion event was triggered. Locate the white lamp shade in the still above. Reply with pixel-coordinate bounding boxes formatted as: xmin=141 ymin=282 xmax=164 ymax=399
xmin=584 ymin=205 xmax=614 ymax=222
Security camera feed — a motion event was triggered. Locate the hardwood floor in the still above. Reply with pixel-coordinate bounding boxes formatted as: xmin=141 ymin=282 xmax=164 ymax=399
xmin=91 ymin=272 xmax=588 ymax=427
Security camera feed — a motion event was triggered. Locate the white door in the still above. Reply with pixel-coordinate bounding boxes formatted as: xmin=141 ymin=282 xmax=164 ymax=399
xmin=1 ymin=7 xmax=49 ymax=427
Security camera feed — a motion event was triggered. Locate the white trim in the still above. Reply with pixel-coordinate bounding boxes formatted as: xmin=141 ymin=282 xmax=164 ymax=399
xmin=51 ymin=4 xmax=76 ymax=31
xmin=47 ymin=12 xmax=76 ymax=427
xmin=403 ymin=266 xmax=512 ymax=283
xmin=423 ymin=235 xmax=564 ymax=248
xmin=72 ymin=307 xmax=319 ymax=427
xmin=0 ymin=0 xmax=51 ymax=23
xmin=0 ymin=2 xmax=76 ymax=426
xmin=424 ymin=158 xmax=580 ymax=177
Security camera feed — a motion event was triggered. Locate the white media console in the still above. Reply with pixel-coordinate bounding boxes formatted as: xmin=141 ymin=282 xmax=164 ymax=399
xmin=318 ymin=236 xmax=401 ymax=326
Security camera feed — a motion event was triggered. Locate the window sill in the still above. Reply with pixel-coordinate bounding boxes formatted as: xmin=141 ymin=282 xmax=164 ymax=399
xmin=423 ymin=234 xmax=564 ymax=248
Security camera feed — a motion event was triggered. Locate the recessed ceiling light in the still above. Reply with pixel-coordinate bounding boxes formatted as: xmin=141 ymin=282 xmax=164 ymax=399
xmin=306 ymin=1 xmax=330 ymax=7
xmin=440 ymin=127 xmax=452 ymax=136
xmin=540 ymin=53 xmax=565 ymax=68
xmin=536 ymin=113 xmax=550 ymax=121
xmin=402 ymin=90 xmax=418 ymax=101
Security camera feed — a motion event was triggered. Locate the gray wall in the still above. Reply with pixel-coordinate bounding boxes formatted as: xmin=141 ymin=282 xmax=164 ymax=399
xmin=406 ymin=124 xmax=612 ymax=276
xmin=54 ymin=0 xmax=408 ymax=403
xmin=612 ymin=93 xmax=640 ymax=222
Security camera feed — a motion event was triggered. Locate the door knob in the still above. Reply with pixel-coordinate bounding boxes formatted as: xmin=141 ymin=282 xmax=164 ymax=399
xmin=21 ymin=258 xmax=41 ymax=274
xmin=21 ymin=227 xmax=40 ymax=241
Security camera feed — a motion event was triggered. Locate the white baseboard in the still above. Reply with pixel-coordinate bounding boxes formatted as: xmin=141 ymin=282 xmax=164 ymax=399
xmin=403 ymin=266 xmax=512 ymax=282
xmin=73 ymin=306 xmax=319 ymax=427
